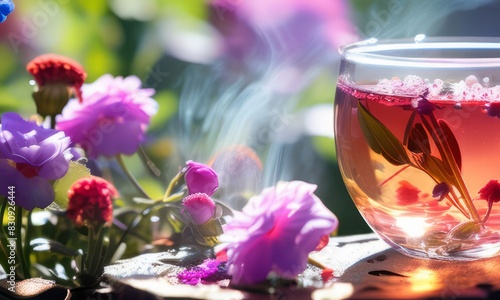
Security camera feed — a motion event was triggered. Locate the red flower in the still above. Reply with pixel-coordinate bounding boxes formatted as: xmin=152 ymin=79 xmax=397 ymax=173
xmin=396 ymin=180 xmax=421 ymax=205
xmin=66 ymin=177 xmax=117 ymax=228
xmin=478 ymin=180 xmax=500 ymax=223
xmin=27 ymin=54 xmax=87 ymax=119
xmin=479 ymin=180 xmax=500 ymax=203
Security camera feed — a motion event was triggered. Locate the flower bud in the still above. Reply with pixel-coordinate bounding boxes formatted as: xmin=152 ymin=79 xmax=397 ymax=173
xmin=181 ymin=193 xmax=216 ymax=226
xmin=184 ymin=160 xmax=219 ymax=196
xmin=27 ymin=54 xmax=87 ymax=119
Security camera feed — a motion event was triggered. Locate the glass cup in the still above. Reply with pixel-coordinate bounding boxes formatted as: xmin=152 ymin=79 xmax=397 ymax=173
xmin=334 ymin=37 xmax=500 ymax=260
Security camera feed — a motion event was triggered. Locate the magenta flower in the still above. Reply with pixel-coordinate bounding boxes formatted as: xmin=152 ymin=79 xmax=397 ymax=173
xmin=181 ymin=193 xmax=216 ymax=225
xmin=56 ymin=74 xmax=158 ymax=158
xmin=184 ymin=160 xmax=219 ymax=196
xmin=0 ymin=112 xmax=72 ymax=210
xmin=0 ymin=0 xmax=14 ymax=23
xmin=221 ymin=181 xmax=338 ymax=285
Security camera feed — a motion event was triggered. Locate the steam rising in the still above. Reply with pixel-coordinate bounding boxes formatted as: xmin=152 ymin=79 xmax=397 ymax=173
xmin=167 ymin=2 xmax=355 ymax=208
xmin=168 ymin=0 xmax=496 ymax=208
xmin=359 ymin=0 xmax=496 ymax=39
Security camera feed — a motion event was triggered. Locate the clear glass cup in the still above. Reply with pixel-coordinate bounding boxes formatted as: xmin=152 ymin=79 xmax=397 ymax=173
xmin=334 ymin=37 xmax=500 ymax=260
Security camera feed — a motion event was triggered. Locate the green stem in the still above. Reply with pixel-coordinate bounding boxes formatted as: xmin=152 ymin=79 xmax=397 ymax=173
xmin=163 ymin=171 xmax=185 ymax=200
xmin=116 ymin=155 xmax=151 ymax=199
xmin=163 ymin=191 xmax=185 ymax=203
xmin=15 ymin=207 xmax=30 ymax=279
xmin=85 ymin=226 xmax=96 ymax=275
xmin=23 ymin=210 xmax=33 ymax=277
xmin=422 ymin=113 xmax=481 ymax=223
xmin=0 ymin=200 xmax=9 ymax=273
xmin=109 ymin=202 xmax=175 ymax=262
xmin=88 ymin=227 xmax=106 ymax=277
xmin=137 ymin=145 xmax=161 ymax=177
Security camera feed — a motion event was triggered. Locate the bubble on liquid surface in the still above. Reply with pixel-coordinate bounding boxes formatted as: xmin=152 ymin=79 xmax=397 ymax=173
xmin=373 ymin=75 xmax=500 ymax=102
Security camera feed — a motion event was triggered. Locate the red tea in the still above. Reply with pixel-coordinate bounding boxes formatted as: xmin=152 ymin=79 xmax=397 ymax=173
xmin=335 ymin=75 xmax=500 ymax=259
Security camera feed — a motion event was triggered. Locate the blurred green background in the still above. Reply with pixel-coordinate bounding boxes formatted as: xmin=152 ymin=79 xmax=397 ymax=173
xmin=1 ymin=0 xmax=498 ymax=235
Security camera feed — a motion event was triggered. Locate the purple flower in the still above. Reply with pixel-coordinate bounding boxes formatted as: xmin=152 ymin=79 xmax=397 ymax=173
xmin=210 ymin=0 xmax=357 ymax=82
xmin=184 ymin=160 xmax=219 ymax=196
xmin=56 ymin=74 xmax=158 ymax=158
xmin=0 ymin=112 xmax=72 ymax=210
xmin=212 ymin=0 xmax=356 ymax=52
xmin=181 ymin=193 xmax=216 ymax=225
xmin=485 ymin=102 xmax=500 ymax=118
xmin=432 ymin=182 xmax=449 ymax=201
xmin=411 ymin=95 xmax=435 ymax=115
xmin=221 ymin=181 xmax=338 ymax=285
xmin=0 ymin=0 xmax=15 ymax=23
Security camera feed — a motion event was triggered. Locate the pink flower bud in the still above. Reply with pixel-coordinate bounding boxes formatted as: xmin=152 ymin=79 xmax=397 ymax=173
xmin=184 ymin=160 xmax=219 ymax=196
xmin=181 ymin=193 xmax=216 ymax=225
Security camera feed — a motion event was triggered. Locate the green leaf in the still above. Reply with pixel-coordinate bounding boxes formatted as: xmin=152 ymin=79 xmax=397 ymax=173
xmin=30 ymin=238 xmax=80 ymax=256
xmin=52 ymin=161 xmax=91 ymax=209
xmin=446 ymin=221 xmax=481 ymax=240
xmin=407 ymin=123 xmax=431 ymax=155
xmin=420 ymin=154 xmax=454 ymax=185
xmin=357 ymin=102 xmax=410 ymax=166
xmin=438 ymin=119 xmax=462 ymax=170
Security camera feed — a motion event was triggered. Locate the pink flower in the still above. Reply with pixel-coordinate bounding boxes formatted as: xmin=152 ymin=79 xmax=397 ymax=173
xmin=184 ymin=160 xmax=219 ymax=196
xmin=182 ymin=193 xmax=216 ymax=225
xmin=66 ymin=177 xmax=117 ymax=228
xmin=221 ymin=181 xmax=338 ymax=285
xmin=212 ymin=0 xmax=356 ymax=59
xmin=56 ymin=74 xmax=158 ymax=158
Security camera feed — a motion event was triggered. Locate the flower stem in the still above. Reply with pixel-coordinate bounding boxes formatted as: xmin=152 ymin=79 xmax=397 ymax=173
xmin=137 ymin=145 xmax=161 ymax=177
xmin=163 ymin=191 xmax=185 ymax=203
xmin=23 ymin=210 xmax=33 ymax=277
xmin=422 ymin=113 xmax=481 ymax=223
xmin=15 ymin=207 xmax=30 ymax=279
xmin=483 ymin=202 xmax=493 ymax=224
xmin=378 ymin=165 xmax=411 ymax=188
xmin=0 ymin=200 xmax=10 ymax=273
xmin=163 ymin=171 xmax=185 ymax=200
xmin=109 ymin=202 xmax=175 ymax=262
xmin=116 ymin=154 xmax=151 ymax=199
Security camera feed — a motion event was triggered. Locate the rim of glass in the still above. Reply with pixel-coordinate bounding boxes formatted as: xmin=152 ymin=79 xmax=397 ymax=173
xmin=340 ymin=36 xmax=500 ymax=68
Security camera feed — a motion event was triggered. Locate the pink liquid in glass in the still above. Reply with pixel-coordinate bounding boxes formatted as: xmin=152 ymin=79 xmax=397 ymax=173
xmin=335 ymin=75 xmax=500 ymax=259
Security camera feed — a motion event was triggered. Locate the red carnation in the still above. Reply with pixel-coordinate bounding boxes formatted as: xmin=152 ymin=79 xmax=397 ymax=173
xmin=27 ymin=54 xmax=87 ymax=122
xmin=66 ymin=177 xmax=117 ymax=228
